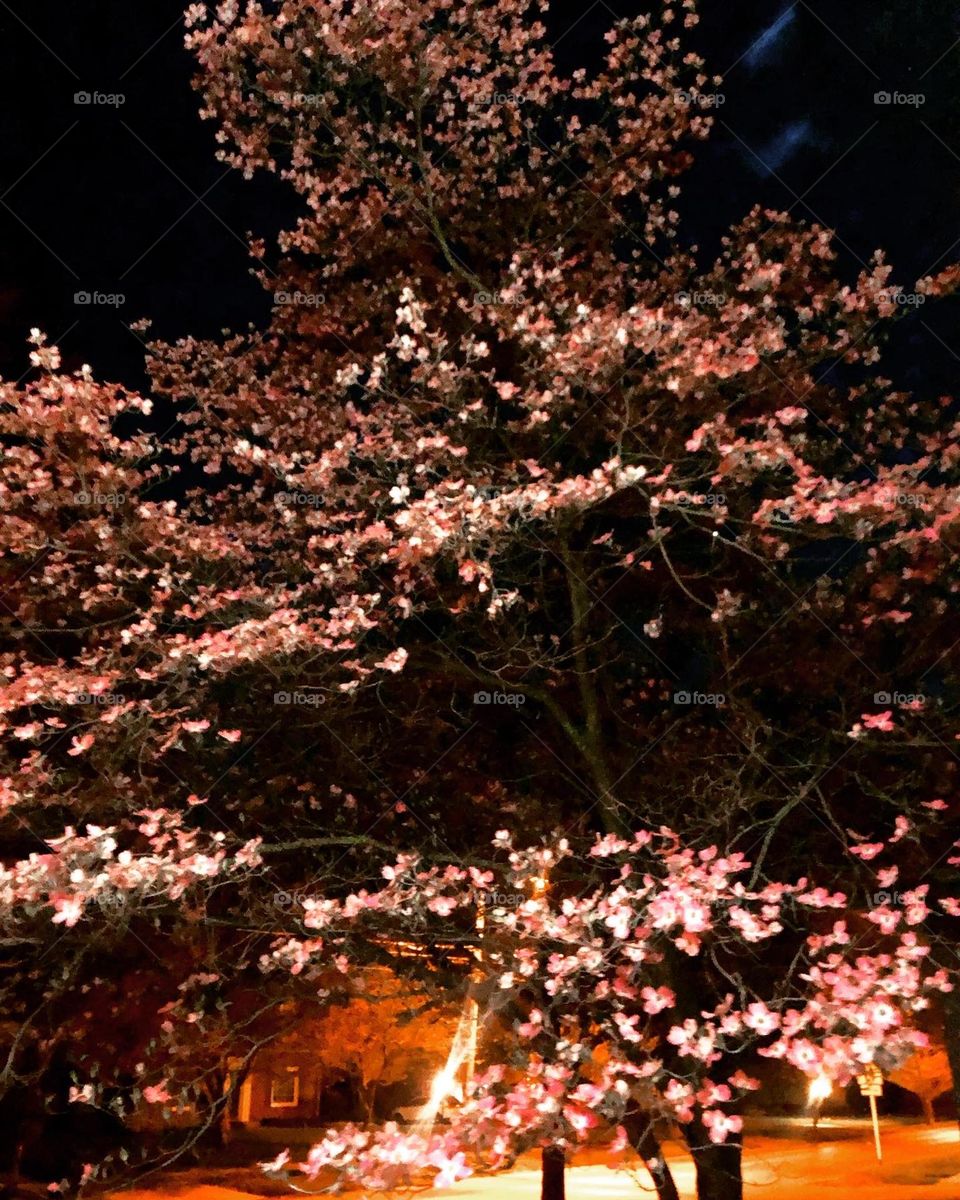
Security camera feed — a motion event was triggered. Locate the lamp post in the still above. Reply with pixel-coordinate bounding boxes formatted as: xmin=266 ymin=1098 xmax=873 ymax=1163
xmin=463 ymin=874 xmax=546 ymax=1087
xmin=808 ymin=1073 xmax=832 ymax=1130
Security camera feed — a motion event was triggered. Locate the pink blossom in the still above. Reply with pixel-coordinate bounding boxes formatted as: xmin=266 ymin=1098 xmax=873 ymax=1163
xmin=261 ymin=1149 xmax=290 ymax=1173
xmin=743 ymin=1002 xmax=779 ymax=1036
xmin=850 ymin=842 xmax=885 ymax=861
xmin=374 ymin=647 xmax=409 ymax=673
xmin=701 ymin=1110 xmax=743 ymax=1144
xmin=862 ymin=711 xmax=894 ymax=731
xmin=67 ymin=733 xmax=95 ymax=756
xmin=431 ymin=1150 xmax=470 ymax=1188
xmin=50 ymin=894 xmax=84 ymax=926
xmin=641 ymin=985 xmax=675 ymax=1014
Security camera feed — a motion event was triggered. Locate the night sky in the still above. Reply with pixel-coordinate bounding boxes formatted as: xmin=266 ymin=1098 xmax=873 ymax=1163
xmin=1 ymin=1 xmax=960 ymax=395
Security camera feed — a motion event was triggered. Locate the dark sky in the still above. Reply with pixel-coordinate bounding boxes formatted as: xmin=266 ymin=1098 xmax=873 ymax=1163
xmin=1 ymin=1 xmax=959 ymax=394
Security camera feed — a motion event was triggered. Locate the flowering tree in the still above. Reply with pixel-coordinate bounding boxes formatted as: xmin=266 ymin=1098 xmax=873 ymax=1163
xmin=258 ymin=822 xmax=957 ymax=1200
xmin=163 ymin=0 xmax=960 ymax=1122
xmin=1 ymin=0 xmax=960 ymax=1194
xmin=295 ymin=968 xmax=459 ymax=1121
xmin=145 ymin=0 xmax=960 ymax=869
xmin=890 ymin=1039 xmax=952 ymax=1125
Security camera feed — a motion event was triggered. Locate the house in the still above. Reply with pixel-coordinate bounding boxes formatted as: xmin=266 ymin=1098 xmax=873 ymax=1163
xmin=226 ymin=974 xmax=463 ymax=1127
xmin=230 ymin=1041 xmax=324 ymax=1125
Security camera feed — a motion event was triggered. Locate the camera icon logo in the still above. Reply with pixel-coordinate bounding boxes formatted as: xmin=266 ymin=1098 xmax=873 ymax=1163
xmin=74 ymin=291 xmax=91 ymax=305
xmin=473 ymin=691 xmax=491 ymax=704
xmin=874 ymin=91 xmax=891 ymax=105
xmin=673 ymin=691 xmax=691 ymax=705
xmin=74 ymin=91 xmax=92 ymax=105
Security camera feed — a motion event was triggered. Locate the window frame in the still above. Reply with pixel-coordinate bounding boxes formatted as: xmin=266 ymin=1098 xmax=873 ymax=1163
xmin=269 ymin=1066 xmax=301 ymax=1109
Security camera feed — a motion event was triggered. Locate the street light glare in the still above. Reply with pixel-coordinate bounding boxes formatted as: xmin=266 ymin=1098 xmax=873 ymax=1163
xmin=430 ymin=1066 xmax=459 ymax=1107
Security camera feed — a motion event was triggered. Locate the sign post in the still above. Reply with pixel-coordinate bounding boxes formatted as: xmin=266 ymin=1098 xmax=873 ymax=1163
xmin=856 ymin=1064 xmax=884 ymax=1161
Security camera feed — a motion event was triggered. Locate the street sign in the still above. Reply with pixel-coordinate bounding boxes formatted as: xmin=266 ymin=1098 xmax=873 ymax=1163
xmin=856 ymin=1063 xmax=883 ymax=1097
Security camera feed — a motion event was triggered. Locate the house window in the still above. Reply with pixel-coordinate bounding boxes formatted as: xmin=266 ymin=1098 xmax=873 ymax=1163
xmin=269 ymin=1066 xmax=300 ymax=1108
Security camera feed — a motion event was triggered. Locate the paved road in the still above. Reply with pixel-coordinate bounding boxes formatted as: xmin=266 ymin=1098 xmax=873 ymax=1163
xmin=410 ymin=1124 xmax=960 ymax=1199
xmin=112 ymin=1122 xmax=960 ymax=1200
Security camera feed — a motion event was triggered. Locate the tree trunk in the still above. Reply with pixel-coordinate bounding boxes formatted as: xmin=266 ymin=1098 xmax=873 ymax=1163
xmin=199 ymin=1073 xmax=230 ymax=1147
xmin=219 ymin=1068 xmax=236 ymax=1145
xmin=682 ymin=1120 xmax=743 ymax=1200
xmin=624 ymin=1109 xmax=680 ymax=1200
xmin=943 ymin=986 xmax=960 ymax=1136
xmin=560 ymin=549 xmax=622 ymax=836
xmin=922 ymin=1095 xmax=936 ymax=1126
xmin=362 ymin=1081 xmax=378 ymax=1124
xmin=541 ymin=1144 xmax=565 ymax=1200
